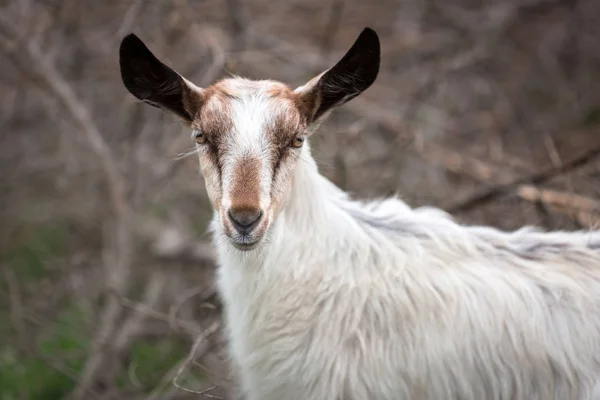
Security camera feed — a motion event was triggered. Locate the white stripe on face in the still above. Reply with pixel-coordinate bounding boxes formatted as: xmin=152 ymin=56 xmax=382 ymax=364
xmin=219 ymin=80 xmax=300 ymax=213
xmin=195 ymin=78 xmax=307 ymax=246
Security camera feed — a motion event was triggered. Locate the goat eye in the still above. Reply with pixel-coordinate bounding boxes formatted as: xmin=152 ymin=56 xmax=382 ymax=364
xmin=291 ymin=137 xmax=304 ymax=148
xmin=194 ymin=131 xmax=208 ymax=145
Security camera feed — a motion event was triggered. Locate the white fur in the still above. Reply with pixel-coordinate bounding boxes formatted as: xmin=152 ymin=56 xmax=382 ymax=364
xmin=215 ymin=79 xmax=298 ymax=215
xmin=209 ymin=139 xmax=600 ymax=400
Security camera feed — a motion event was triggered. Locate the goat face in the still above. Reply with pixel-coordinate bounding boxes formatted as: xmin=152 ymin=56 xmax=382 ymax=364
xmin=119 ymin=28 xmax=380 ymax=251
xmin=190 ymin=78 xmax=309 ymax=250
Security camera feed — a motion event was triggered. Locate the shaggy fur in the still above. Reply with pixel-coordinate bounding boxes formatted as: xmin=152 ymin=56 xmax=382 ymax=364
xmin=119 ymin=29 xmax=600 ymax=400
xmin=213 ymin=144 xmax=600 ymax=400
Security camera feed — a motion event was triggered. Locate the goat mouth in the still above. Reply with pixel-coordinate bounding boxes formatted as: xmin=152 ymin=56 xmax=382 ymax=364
xmin=231 ymin=240 xmax=259 ymax=251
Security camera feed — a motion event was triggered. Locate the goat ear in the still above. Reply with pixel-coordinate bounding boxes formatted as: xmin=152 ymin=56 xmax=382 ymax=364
xmin=119 ymin=34 xmax=203 ymax=123
xmin=295 ymin=27 xmax=380 ymax=123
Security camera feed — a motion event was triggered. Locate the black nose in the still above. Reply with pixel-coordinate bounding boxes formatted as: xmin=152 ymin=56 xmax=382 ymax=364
xmin=228 ymin=208 xmax=263 ymax=234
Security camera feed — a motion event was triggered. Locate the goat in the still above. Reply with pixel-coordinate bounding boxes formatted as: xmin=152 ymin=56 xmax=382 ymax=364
xmin=119 ymin=28 xmax=600 ymax=400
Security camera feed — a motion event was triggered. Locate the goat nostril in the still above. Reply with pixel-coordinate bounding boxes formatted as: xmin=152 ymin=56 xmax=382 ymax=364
xmin=228 ymin=209 xmax=263 ymax=232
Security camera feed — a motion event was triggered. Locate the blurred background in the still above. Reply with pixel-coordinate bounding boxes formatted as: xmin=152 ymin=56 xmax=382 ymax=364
xmin=1 ymin=0 xmax=600 ymax=398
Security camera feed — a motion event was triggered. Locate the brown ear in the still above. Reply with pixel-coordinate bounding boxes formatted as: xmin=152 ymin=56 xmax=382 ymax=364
xmin=119 ymin=34 xmax=203 ymax=123
xmin=295 ymin=27 xmax=380 ymax=123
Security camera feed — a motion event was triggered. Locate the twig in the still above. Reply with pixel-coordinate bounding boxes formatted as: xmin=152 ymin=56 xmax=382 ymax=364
xmin=145 ymin=358 xmax=188 ymax=400
xmin=543 ymin=134 xmax=562 ymax=169
xmin=0 ymin=21 xmax=127 ymax=216
xmin=172 ymin=321 xmax=222 ymax=396
xmin=118 ymin=295 xmax=203 ymax=336
xmin=168 ymin=286 xmax=216 ymax=333
xmin=0 ymin=21 xmax=135 ymax=400
xmin=115 ymin=271 xmax=167 ymax=349
xmin=99 ymin=272 xmax=170 ymax=394
xmin=518 ymin=185 xmax=600 ymax=211
xmin=127 ymin=363 xmax=144 ymax=390
xmin=448 ymin=133 xmax=600 ymax=214
xmin=197 ymin=385 xmax=223 ymax=399
xmin=69 ymin=219 xmax=133 ymax=400
xmin=417 ymin=141 xmax=516 ymax=185
xmin=517 ymin=184 xmax=600 ymax=227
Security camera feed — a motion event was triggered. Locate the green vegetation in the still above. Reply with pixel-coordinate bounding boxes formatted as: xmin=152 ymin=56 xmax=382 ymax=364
xmin=0 ymin=303 xmax=87 ymax=400
xmin=0 ymin=225 xmax=75 ymax=399
xmin=3 ymin=225 xmax=66 ymax=282
xmin=0 ymin=225 xmax=191 ymax=399
xmin=0 ymin=302 xmax=189 ymax=399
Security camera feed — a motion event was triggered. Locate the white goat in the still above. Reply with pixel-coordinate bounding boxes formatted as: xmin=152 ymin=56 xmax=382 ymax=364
xmin=119 ymin=28 xmax=600 ymax=400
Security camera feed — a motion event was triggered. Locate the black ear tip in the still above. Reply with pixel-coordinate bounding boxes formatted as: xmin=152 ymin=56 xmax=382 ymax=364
xmin=352 ymin=27 xmax=380 ymax=64
xmin=361 ymin=27 xmax=378 ymax=38
xmin=123 ymin=33 xmax=138 ymax=40
xmin=119 ymin=33 xmax=146 ymax=56
xmin=122 ymin=33 xmax=141 ymax=44
xmin=358 ymin=27 xmax=380 ymax=47
xmin=121 ymin=33 xmax=136 ymax=46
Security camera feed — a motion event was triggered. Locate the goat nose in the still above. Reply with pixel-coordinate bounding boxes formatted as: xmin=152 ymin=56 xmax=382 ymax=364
xmin=228 ymin=208 xmax=263 ymax=233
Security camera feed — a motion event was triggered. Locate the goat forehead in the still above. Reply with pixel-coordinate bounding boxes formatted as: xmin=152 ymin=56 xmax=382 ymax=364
xmin=208 ymin=79 xmax=302 ymax=153
xmin=230 ymin=96 xmax=296 ymax=148
xmin=216 ymin=78 xmax=292 ymax=99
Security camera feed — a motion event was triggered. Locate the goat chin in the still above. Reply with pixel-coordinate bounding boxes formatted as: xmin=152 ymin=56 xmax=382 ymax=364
xmin=212 ymin=145 xmax=600 ymax=400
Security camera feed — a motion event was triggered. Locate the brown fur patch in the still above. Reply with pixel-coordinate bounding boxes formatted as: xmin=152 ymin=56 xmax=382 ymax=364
xmin=195 ymin=85 xmax=234 ymax=140
xmin=230 ymin=156 xmax=262 ymax=212
xmin=263 ymin=94 xmax=306 ymax=202
xmin=198 ymin=78 xmax=308 ymax=145
xmin=209 ymin=79 xmax=308 ymax=175
xmin=192 ymin=85 xmax=235 ymax=183
xmin=192 ymin=78 xmax=310 ymax=217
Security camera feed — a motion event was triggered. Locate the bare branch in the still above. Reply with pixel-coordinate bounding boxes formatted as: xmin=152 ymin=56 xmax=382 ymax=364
xmin=172 ymin=321 xmax=222 ymax=395
xmin=0 ymin=20 xmax=127 ymax=216
xmin=417 ymin=142 xmax=517 ymax=185
xmin=517 ymin=185 xmax=600 ymax=227
xmin=448 ymin=129 xmax=600 ymax=214
xmin=0 ymin=19 xmax=136 ymax=400
xmin=118 ymin=295 xmax=204 ymax=336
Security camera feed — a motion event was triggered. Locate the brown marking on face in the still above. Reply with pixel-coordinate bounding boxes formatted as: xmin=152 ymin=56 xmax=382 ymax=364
xmin=190 ymin=83 xmax=235 ymax=209
xmin=258 ymin=83 xmax=307 ymax=152
xmin=228 ymin=82 xmax=308 ymax=218
xmin=229 ymin=156 xmax=262 ymax=213
xmin=261 ymin=90 xmax=306 ymax=208
xmin=192 ymin=78 xmax=311 ymax=228
xmin=196 ymin=85 xmax=234 ymax=140
xmin=265 ymin=82 xmax=312 ymax=126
